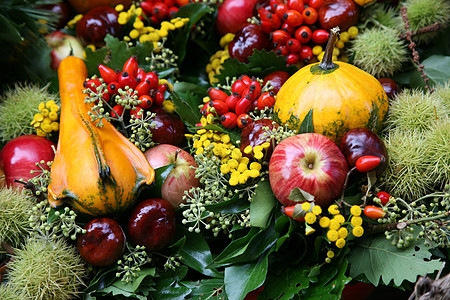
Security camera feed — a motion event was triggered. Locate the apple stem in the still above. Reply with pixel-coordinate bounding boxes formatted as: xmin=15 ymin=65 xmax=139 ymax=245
xmin=175 ymin=148 xmax=181 ymax=161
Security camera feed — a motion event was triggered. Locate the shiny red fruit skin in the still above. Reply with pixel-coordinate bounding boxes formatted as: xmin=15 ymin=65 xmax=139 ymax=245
xmin=228 ymin=24 xmax=270 ymax=63
xmin=376 ymin=191 xmax=391 ymax=205
xmin=127 ymin=198 xmax=176 ymax=250
xmin=240 ymin=118 xmax=279 ymax=160
xmin=76 ymin=6 xmax=120 ymax=46
xmin=262 ymin=71 xmax=290 ymax=94
xmin=149 ymin=106 xmax=185 ymax=147
xmin=0 ymin=135 xmax=55 ymax=189
xmin=216 ymin=0 xmax=259 ymax=36
xmin=76 ymin=218 xmax=126 ymax=266
xmin=378 ymin=77 xmax=399 ymax=99
xmin=318 ymin=0 xmax=360 ymax=31
xmin=340 ymin=128 xmax=388 ymax=175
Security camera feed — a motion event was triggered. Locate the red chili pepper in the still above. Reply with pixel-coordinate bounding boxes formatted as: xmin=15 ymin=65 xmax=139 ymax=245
xmin=220 ymin=112 xmax=238 ymax=129
xmin=376 ymin=191 xmax=391 ymax=206
xmin=208 ymin=87 xmax=228 ymax=102
xmin=122 ymin=56 xmax=139 ymax=77
xmin=363 ymin=205 xmax=386 ymax=219
xmin=355 ymin=155 xmax=382 ymax=172
xmin=98 ymin=64 xmax=118 ymax=84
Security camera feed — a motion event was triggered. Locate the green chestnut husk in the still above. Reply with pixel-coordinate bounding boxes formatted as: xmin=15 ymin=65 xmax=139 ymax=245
xmin=0 ymin=83 xmax=59 ymax=143
xmin=6 ymin=237 xmax=88 ymax=300
xmin=350 ymin=27 xmax=408 ymax=77
xmin=0 ymin=188 xmax=34 ymax=247
xmin=0 ymin=283 xmax=26 ymax=300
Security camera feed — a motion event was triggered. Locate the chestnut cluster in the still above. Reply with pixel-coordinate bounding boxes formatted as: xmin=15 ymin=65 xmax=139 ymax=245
xmin=76 ymin=198 xmax=176 ymax=268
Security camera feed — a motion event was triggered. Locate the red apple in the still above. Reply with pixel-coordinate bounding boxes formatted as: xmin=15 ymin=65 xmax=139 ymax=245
xmin=45 ymin=31 xmax=84 ymax=70
xmin=76 ymin=217 xmax=126 ymax=266
xmin=127 ymin=198 xmax=176 ymax=250
xmin=0 ymin=135 xmax=55 ymax=189
xmin=144 ymin=144 xmax=199 ymax=208
xmin=269 ymin=133 xmax=348 ymax=207
xmin=216 ymin=0 xmax=259 ymax=36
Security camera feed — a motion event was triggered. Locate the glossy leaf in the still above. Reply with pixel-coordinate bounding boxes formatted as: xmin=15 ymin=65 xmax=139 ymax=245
xmin=250 ymin=180 xmax=276 ymax=228
xmin=206 ymin=193 xmax=250 ymax=214
xmin=147 ymin=163 xmax=175 ymax=198
xmin=178 ymin=227 xmax=222 ymax=278
xmin=224 ymin=251 xmax=269 ymax=300
xmin=259 ymin=265 xmax=310 ymax=299
xmin=347 ymin=234 xmax=442 ymax=286
xmin=298 ymin=108 xmax=314 ymax=134
xmin=182 ymin=278 xmax=227 ymax=299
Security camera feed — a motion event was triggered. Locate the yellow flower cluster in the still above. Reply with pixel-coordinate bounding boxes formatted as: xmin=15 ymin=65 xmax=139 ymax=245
xmin=30 ymin=101 xmax=60 ymax=137
xmin=299 ymin=203 xmax=365 ymax=253
xmin=243 ymin=143 xmax=271 ymax=161
xmin=186 ymin=127 xmax=262 ymax=186
xmin=312 ymin=26 xmax=359 ymax=63
xmin=206 ymin=33 xmax=234 ymax=85
xmin=116 ymin=4 xmax=189 ymax=47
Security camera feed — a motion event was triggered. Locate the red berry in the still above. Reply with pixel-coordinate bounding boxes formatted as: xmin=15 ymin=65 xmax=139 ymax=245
xmin=138 ymin=95 xmax=153 ymax=109
xmin=98 ymin=64 xmax=118 ymax=84
xmin=84 ymin=78 xmax=102 ymax=94
xmin=130 ymin=107 xmax=143 ymax=119
xmin=237 ymin=113 xmax=251 ymax=129
xmin=271 ymin=29 xmax=291 ymax=45
xmin=235 ymin=96 xmax=252 ymax=116
xmin=274 ymin=3 xmax=288 ymax=19
xmin=376 ymin=191 xmax=391 ymax=206
xmin=209 ymin=100 xmax=229 ymax=116
xmin=220 ymin=112 xmax=238 ymax=129
xmin=299 ymin=45 xmax=313 ymax=62
xmin=309 ymin=0 xmax=325 ymax=10
xmin=111 ymin=104 xmax=124 ymax=118
xmin=107 ymin=82 xmax=119 ymax=95
xmin=257 ymin=91 xmax=276 ymax=110
xmin=144 ymin=72 xmax=160 ymax=89
xmin=118 ymin=71 xmax=137 ymax=90
xmin=294 ymin=25 xmax=312 ymax=44
xmin=355 ymin=155 xmax=382 ymax=173
xmin=287 ymin=0 xmax=304 ymax=12
xmin=302 ymin=7 xmax=318 ymax=25
xmin=363 ymin=205 xmax=386 ymax=219
xmin=311 ymin=29 xmax=329 ymax=44
xmin=134 ymin=80 xmax=151 ymax=97
xmin=286 ymin=38 xmax=302 ymax=52
xmin=208 ymin=87 xmax=229 ymax=102
xmin=225 ymin=92 xmax=241 ymax=111
xmin=286 ymin=52 xmax=300 ymax=65
xmin=231 ymin=79 xmax=248 ymax=96
xmin=283 ymin=10 xmax=303 ymax=27
xmin=122 ymin=56 xmax=139 ymax=77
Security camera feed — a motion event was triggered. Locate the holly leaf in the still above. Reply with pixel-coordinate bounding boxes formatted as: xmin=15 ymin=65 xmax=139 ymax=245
xmin=250 ymin=180 xmax=276 ymax=228
xmin=347 ymin=234 xmax=443 ymax=286
xmin=224 ymin=251 xmax=269 ymax=300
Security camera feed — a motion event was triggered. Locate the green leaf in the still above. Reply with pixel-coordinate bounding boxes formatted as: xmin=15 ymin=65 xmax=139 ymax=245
xmin=206 ymin=193 xmax=250 ymax=214
xmin=347 ymin=234 xmax=443 ymax=286
xmin=182 ymin=278 xmax=227 ymax=299
xmin=46 ymin=206 xmax=65 ymax=224
xmin=260 ymin=265 xmax=310 ymax=300
xmin=298 ymin=108 xmax=314 ymax=134
xmin=147 ymin=164 xmax=175 ymax=198
xmin=288 ymin=187 xmax=315 ymax=203
xmin=0 ymin=14 xmax=23 ymax=43
xmin=301 ymin=259 xmax=351 ymax=299
xmin=150 ymin=266 xmax=192 ymax=299
xmin=170 ymin=90 xmax=202 ymax=127
xmin=212 ymin=224 xmax=277 ymax=267
xmin=224 ymin=251 xmax=269 ymax=300
xmin=420 ymin=55 xmax=450 ymax=86
xmin=250 ymin=180 xmax=276 ymax=228
xmin=172 ymin=3 xmax=213 ymax=63
xmin=178 ymin=227 xmax=222 ymax=278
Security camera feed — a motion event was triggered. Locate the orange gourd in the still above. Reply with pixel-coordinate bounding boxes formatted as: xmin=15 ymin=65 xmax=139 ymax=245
xmin=48 ymin=56 xmax=154 ymax=216
xmin=274 ymin=27 xmax=389 ymax=144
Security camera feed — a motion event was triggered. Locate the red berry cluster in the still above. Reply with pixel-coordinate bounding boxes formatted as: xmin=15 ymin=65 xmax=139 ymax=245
xmin=140 ymin=0 xmax=189 ymax=25
xmin=201 ymin=75 xmax=276 ymax=129
xmin=258 ymin=0 xmax=328 ymax=65
xmin=84 ymin=56 xmax=168 ymax=120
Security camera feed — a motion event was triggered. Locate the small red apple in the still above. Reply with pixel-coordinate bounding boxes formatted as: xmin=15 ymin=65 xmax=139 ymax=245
xmin=127 ymin=198 xmax=176 ymax=250
xmin=269 ymin=133 xmax=348 ymax=207
xmin=76 ymin=217 xmax=126 ymax=266
xmin=144 ymin=144 xmax=199 ymax=208
xmin=0 ymin=135 xmax=55 ymax=189
xmin=215 ymin=0 xmax=259 ymax=36
xmin=45 ymin=31 xmax=84 ymax=70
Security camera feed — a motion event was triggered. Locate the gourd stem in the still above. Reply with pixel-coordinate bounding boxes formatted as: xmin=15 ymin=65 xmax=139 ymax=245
xmin=319 ymin=27 xmax=340 ymax=70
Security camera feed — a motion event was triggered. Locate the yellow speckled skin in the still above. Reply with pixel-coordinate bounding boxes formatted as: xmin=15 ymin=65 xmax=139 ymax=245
xmin=274 ymin=61 xmax=389 ymax=144
xmin=48 ymin=56 xmax=155 ymax=216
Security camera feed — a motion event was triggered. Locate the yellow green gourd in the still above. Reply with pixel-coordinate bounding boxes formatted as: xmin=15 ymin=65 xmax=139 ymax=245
xmin=274 ymin=27 xmax=389 ymax=144
xmin=48 ymin=56 xmax=155 ymax=216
